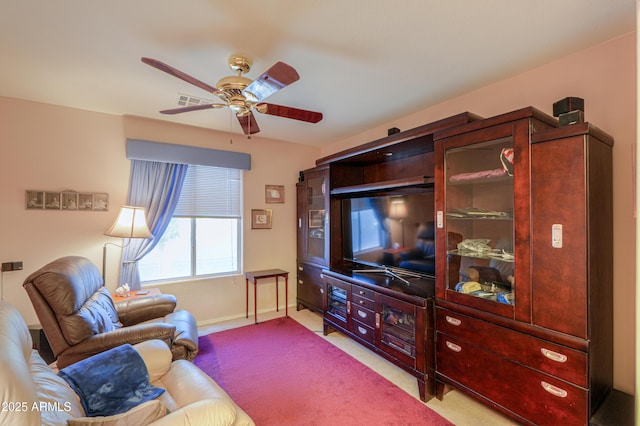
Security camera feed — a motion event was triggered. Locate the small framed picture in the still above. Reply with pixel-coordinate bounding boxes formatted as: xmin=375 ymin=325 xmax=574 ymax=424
xmin=78 ymin=193 xmax=93 ymax=210
xmin=265 ymin=185 xmax=285 ymax=203
xmin=26 ymin=190 xmax=44 ymax=209
xmin=251 ymin=209 xmax=272 ymax=229
xmin=309 ymin=210 xmax=325 ymax=228
xmin=62 ymin=192 xmax=78 ymax=210
xmin=92 ymin=193 xmax=109 ymax=211
xmin=45 ymin=192 xmax=62 ymax=210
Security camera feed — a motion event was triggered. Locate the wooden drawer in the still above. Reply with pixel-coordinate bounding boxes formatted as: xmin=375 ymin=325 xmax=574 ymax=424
xmin=351 ymin=304 xmax=375 ymax=327
xmin=352 ymin=293 xmax=375 ymax=311
xmin=351 ymin=320 xmax=375 ymax=345
xmin=437 ymin=334 xmax=587 ymax=425
xmin=297 ymin=262 xmax=323 ymax=284
xmin=436 ymin=307 xmax=587 ymax=387
xmin=352 ymin=284 xmax=375 ymax=301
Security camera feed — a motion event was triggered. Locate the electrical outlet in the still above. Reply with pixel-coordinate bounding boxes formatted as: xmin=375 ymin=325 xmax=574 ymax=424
xmin=1 ymin=261 xmax=23 ymax=272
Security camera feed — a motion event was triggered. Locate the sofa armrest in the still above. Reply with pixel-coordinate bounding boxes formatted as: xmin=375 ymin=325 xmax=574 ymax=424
xmin=115 ymin=295 xmax=177 ymax=325
xmin=57 ymin=323 xmax=175 ymax=368
xmin=150 ymin=399 xmax=239 ymax=426
xmin=133 ymin=340 xmax=173 ymax=382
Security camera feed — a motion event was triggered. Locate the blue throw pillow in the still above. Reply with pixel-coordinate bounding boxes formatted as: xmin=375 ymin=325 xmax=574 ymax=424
xmin=58 ymin=344 xmax=165 ymax=417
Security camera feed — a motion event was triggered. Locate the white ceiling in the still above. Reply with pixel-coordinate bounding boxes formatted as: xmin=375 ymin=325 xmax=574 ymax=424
xmin=1 ymin=1 xmax=635 ymax=147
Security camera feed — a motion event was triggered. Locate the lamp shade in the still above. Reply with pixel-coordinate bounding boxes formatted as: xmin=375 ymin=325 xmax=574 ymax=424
xmin=389 ymin=199 xmax=408 ymax=220
xmin=105 ymin=206 xmax=152 ymax=238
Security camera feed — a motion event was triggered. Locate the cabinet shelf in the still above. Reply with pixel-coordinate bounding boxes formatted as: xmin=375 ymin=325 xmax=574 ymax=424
xmin=447 ymin=250 xmax=515 ymax=263
xmin=448 ymin=170 xmax=512 ymax=186
xmin=331 ymin=176 xmax=434 ymax=196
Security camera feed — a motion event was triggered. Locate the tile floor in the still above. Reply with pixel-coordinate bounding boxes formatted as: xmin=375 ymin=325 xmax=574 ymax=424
xmin=199 ymin=308 xmax=518 ymax=426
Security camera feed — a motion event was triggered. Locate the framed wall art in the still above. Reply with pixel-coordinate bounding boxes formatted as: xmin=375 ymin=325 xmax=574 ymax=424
xmin=251 ymin=209 xmax=272 ymax=229
xmin=25 ymin=190 xmax=108 ymax=211
xmin=265 ymin=185 xmax=285 ymax=203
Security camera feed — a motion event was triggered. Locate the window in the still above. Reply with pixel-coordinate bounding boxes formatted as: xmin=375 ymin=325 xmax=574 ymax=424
xmin=138 ymin=165 xmax=242 ymax=282
xmin=351 ymin=199 xmax=382 ymax=253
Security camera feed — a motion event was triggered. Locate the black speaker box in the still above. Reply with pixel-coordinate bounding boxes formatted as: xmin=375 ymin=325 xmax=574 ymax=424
xmin=559 ymin=110 xmax=584 ymax=127
xmin=553 ymin=97 xmax=584 ymax=116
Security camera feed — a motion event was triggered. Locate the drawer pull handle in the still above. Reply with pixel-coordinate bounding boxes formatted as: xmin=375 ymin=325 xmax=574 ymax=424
xmin=445 ymin=316 xmax=462 ymax=326
xmin=298 ymin=266 xmax=303 ymax=271
xmin=359 ymin=300 xmax=366 ymax=305
xmin=375 ymin=313 xmax=380 ymax=328
xmin=357 ymin=310 xmax=368 ymax=319
xmin=346 ymin=301 xmax=351 ymax=315
xmin=359 ymin=290 xmax=365 ymax=295
xmin=541 ymin=381 xmax=567 ymax=398
xmin=541 ymin=348 xmax=568 ymax=363
xmin=445 ymin=341 xmax=462 ymax=352
xmin=298 ymin=279 xmax=303 ymax=284
xmin=357 ymin=326 xmax=367 ymax=335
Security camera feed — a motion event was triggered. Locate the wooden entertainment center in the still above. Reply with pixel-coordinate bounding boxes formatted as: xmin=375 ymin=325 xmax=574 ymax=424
xmin=296 ymin=106 xmax=614 ymax=424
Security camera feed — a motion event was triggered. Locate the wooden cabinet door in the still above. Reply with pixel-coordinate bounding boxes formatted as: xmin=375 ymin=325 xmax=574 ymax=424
xmin=531 ymin=136 xmax=588 ymax=338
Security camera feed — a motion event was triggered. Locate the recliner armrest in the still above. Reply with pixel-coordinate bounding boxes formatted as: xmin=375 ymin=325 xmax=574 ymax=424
xmin=400 ymin=248 xmax=424 ymax=261
xmin=57 ymin=323 xmax=175 ymax=368
xmin=115 ymin=294 xmax=177 ymax=325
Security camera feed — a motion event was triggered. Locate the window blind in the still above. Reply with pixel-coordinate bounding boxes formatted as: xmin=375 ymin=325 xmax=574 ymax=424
xmin=173 ymin=165 xmax=242 ymax=218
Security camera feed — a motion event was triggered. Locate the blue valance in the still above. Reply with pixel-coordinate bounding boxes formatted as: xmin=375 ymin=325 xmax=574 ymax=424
xmin=126 ymin=138 xmax=251 ymax=170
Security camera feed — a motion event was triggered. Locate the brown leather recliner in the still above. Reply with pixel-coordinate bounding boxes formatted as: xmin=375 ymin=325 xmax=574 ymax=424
xmin=23 ymin=256 xmax=199 ymax=368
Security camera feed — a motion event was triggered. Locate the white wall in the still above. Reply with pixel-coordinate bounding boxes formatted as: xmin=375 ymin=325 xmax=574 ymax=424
xmin=0 ymin=97 xmax=320 ymax=326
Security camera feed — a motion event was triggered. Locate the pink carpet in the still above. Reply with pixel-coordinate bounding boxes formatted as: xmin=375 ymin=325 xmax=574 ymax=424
xmin=194 ymin=317 xmax=453 ymax=426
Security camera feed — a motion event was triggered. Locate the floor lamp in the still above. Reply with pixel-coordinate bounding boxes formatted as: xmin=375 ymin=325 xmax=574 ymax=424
xmin=102 ymin=206 xmax=152 ymax=284
xmin=389 ymin=197 xmax=408 ymax=248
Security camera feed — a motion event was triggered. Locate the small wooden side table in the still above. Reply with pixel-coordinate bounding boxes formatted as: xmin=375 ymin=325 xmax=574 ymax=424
xmin=112 ymin=287 xmax=161 ymax=300
xmin=245 ymin=269 xmax=289 ymax=324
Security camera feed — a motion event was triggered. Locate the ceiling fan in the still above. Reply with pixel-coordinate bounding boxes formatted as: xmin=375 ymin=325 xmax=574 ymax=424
xmin=141 ymin=54 xmax=323 ymax=135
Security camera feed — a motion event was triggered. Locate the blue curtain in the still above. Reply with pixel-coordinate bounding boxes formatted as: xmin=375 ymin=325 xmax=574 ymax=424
xmin=369 ymin=198 xmax=391 ymax=249
xmin=119 ymin=160 xmax=188 ymax=290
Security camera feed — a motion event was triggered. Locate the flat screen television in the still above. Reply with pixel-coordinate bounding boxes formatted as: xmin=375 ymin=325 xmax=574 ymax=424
xmin=341 ymin=190 xmax=435 ymax=278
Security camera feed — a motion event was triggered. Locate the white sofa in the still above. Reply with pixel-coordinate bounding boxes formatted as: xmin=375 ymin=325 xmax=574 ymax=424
xmin=0 ymin=301 xmax=254 ymax=425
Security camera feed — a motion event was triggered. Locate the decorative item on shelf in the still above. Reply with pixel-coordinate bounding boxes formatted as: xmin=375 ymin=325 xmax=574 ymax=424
xmin=251 ymin=209 xmax=272 ymax=229
xmin=102 ymin=206 xmax=152 ymax=281
xmin=308 ymin=209 xmax=325 ymax=229
xmin=265 ymin=185 xmax=285 ymax=203
xmin=26 ymin=190 xmax=109 ymax=211
xmin=500 ymin=148 xmax=514 ymax=176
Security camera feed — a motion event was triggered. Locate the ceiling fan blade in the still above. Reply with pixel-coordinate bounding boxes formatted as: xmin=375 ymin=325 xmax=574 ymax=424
xmin=142 ymin=57 xmax=223 ymax=96
xmin=255 ymin=103 xmax=323 ymax=123
xmin=243 ymin=62 xmax=300 ymax=102
xmin=237 ymin=112 xmax=260 ymax=135
xmin=159 ymin=103 xmax=226 ymax=115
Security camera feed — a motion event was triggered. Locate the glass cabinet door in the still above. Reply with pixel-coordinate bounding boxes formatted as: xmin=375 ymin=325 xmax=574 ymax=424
xmin=376 ymin=294 xmax=417 ymax=367
xmin=379 ymin=305 xmax=416 ymax=357
xmin=326 ymin=281 xmax=349 ymax=324
xmin=306 ymin=174 xmax=327 ymax=261
xmin=443 ymin=137 xmax=516 ymax=307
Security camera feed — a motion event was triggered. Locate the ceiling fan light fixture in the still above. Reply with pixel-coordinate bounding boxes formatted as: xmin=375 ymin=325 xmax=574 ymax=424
xmin=227 ymin=54 xmax=253 ymax=75
xmin=243 ymin=90 xmax=259 ymax=102
xmin=216 ymin=75 xmax=252 ymax=92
